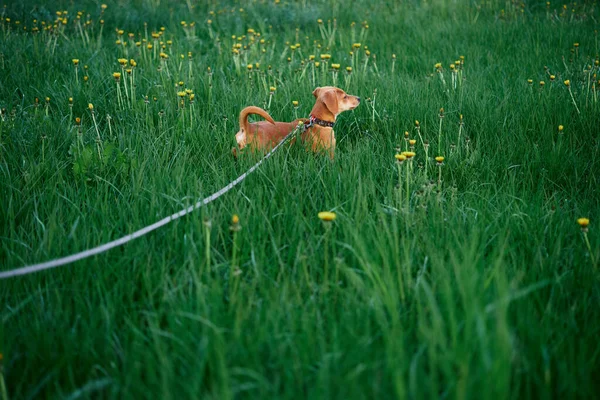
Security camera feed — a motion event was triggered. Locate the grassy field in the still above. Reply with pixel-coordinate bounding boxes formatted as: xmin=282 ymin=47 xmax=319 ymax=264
xmin=1 ymin=0 xmax=599 ymax=398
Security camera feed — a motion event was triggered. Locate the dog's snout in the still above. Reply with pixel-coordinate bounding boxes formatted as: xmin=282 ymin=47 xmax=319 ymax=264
xmin=357 ymin=97 xmax=361 ymax=102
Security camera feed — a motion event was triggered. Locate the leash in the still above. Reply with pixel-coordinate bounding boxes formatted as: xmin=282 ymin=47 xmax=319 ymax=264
xmin=0 ymin=123 xmax=304 ymax=280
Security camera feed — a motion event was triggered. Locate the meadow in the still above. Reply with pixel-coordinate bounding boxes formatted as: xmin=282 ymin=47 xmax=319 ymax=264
xmin=1 ymin=0 xmax=599 ymax=398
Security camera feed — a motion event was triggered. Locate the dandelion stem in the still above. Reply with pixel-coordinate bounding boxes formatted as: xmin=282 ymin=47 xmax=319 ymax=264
xmin=107 ymin=115 xmax=113 ymax=141
xmin=121 ymin=67 xmax=129 ymax=101
xmin=230 ymin=228 xmax=239 ymax=303
xmin=323 ymin=225 xmax=330 ymax=291
xmin=397 ymin=162 xmax=403 ymax=208
xmin=116 ymin=82 xmax=123 ymax=109
xmin=583 ymin=232 xmax=598 ymax=269
xmin=457 ymin=121 xmax=463 ymax=153
xmin=371 ymin=89 xmax=377 ymax=122
xmin=91 ymin=110 xmax=103 ymax=160
xmin=406 ymin=161 xmax=410 ymax=209
xmin=438 ymin=116 xmax=444 ymax=153
xmin=567 ymin=86 xmax=581 ymax=115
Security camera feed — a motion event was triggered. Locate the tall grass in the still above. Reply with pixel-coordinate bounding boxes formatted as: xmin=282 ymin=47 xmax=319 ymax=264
xmin=1 ymin=0 xmax=599 ymax=398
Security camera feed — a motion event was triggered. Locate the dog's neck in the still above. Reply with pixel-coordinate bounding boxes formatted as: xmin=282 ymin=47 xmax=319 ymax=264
xmin=309 ymin=102 xmax=336 ymax=126
xmin=308 ymin=115 xmax=335 ymax=128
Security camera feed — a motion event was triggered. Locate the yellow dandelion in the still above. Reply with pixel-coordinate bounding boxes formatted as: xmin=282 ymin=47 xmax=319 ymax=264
xmin=270 ymin=86 xmax=276 ymax=92
xmin=72 ymin=59 xmax=79 ymax=66
xmin=564 ymin=79 xmax=570 ymax=86
xmin=435 ymin=156 xmax=445 ymax=164
xmin=558 ymin=125 xmax=564 ymax=132
xmin=395 ymin=153 xmax=407 ymax=162
xmin=577 ymin=218 xmax=589 ymax=232
xmin=409 ymin=139 xmax=416 ymax=146
xmin=88 ymin=103 xmax=94 ymax=110
xmin=113 ymin=72 xmax=121 ymax=80
xmin=318 ymin=211 xmax=336 ymax=221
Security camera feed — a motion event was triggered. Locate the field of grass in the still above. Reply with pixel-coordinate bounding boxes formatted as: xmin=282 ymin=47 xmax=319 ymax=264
xmin=1 ymin=0 xmax=599 ymax=398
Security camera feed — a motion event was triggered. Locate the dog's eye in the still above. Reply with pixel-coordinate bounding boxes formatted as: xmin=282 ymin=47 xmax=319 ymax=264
xmin=344 ymin=95 xmax=347 ymax=99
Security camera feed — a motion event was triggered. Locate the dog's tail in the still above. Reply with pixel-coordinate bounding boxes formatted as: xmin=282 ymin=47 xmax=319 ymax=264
xmin=238 ymin=106 xmax=275 ymax=134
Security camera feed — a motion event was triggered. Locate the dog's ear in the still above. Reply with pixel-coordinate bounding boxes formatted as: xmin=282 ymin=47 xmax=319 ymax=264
xmin=320 ymin=89 xmax=339 ymax=115
xmin=312 ymin=87 xmax=321 ymax=98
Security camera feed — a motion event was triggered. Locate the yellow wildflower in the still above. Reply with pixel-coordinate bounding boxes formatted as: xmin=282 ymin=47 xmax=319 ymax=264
xmin=578 ymin=218 xmax=590 ymax=233
xmin=318 ymin=211 xmax=336 ymax=221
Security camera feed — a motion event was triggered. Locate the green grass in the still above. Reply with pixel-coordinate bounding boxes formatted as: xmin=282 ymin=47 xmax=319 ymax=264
xmin=1 ymin=0 xmax=599 ymax=398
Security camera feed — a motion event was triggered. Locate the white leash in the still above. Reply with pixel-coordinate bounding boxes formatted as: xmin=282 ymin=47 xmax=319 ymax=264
xmin=0 ymin=125 xmax=302 ymax=280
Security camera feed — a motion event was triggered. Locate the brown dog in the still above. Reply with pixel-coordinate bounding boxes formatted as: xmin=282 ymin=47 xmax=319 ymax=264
xmin=234 ymin=86 xmax=360 ymax=159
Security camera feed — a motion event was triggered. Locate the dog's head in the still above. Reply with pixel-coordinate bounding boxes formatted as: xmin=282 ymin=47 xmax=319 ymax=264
xmin=312 ymin=86 xmax=360 ymax=118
